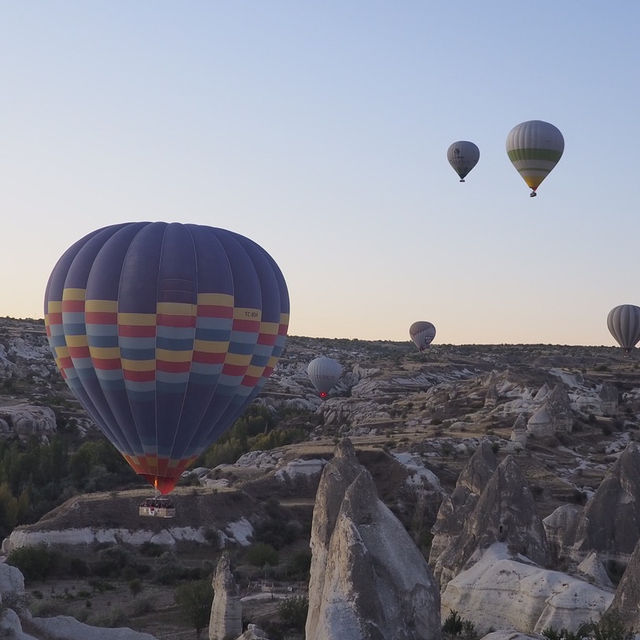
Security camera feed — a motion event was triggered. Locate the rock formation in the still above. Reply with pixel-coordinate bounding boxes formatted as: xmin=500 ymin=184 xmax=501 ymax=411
xmin=577 ymin=552 xmax=613 ymax=589
xmin=510 ymin=413 xmax=527 ymax=446
xmin=484 ymin=371 xmax=498 ymax=408
xmin=542 ymin=503 xmax=582 ymax=563
xmin=442 ymin=544 xmax=613 ymax=635
xmin=527 ymin=384 xmax=573 ymax=437
xmin=235 ymin=625 xmax=271 ymax=639
xmin=599 ymin=383 xmax=618 ymax=416
xmin=607 ymin=535 xmax=640 ymax=632
xmin=429 ymin=440 xmax=497 ymax=570
xmin=433 ymin=455 xmax=548 ymax=587
xmin=572 ymin=442 xmax=640 ymax=564
xmin=0 ymin=404 xmax=56 ymax=441
xmin=306 ymin=438 xmax=441 ymax=640
xmin=209 ymin=551 xmax=242 ymax=640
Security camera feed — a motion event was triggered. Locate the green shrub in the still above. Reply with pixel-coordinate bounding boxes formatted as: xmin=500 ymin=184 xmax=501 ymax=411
xmin=7 ymin=545 xmax=58 ymax=582
xmin=442 ymin=610 xmax=478 ymax=639
xmin=139 ymin=541 xmax=164 ymax=557
xmin=442 ymin=610 xmax=463 ymax=635
xmin=175 ymin=579 xmax=213 ymax=639
xmin=246 ymin=542 xmax=279 ymax=567
xmin=278 ymin=595 xmax=308 ymax=631
xmin=286 ymin=551 xmax=311 ymax=580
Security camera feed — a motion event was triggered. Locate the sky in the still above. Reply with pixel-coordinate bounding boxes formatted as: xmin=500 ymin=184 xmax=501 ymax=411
xmin=1 ymin=2 xmax=639 ymax=346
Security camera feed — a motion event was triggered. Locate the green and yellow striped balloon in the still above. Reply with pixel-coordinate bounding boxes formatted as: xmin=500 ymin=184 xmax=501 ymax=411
xmin=506 ymin=120 xmax=564 ymax=197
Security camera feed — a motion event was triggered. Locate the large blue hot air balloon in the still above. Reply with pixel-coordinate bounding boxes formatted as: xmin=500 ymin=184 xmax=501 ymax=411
xmin=44 ymin=222 xmax=289 ymax=494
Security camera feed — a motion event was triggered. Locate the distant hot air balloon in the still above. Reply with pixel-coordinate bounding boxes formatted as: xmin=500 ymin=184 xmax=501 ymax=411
xmin=44 ymin=222 xmax=289 ymax=494
xmin=607 ymin=305 xmax=640 ymax=353
xmin=307 ymin=356 xmax=342 ymax=399
xmin=506 ymin=120 xmax=564 ymax=197
xmin=447 ymin=141 xmax=480 ymax=182
xmin=410 ymin=321 xmax=436 ymax=351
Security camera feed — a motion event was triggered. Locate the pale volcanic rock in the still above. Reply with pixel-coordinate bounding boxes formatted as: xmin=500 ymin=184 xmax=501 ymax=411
xmin=0 ymin=404 xmax=56 ymax=440
xmin=534 ymin=384 xmax=551 ymax=402
xmin=484 ymin=371 xmax=499 ymax=408
xmin=27 ymin=615 xmax=158 ymax=640
xmin=607 ymin=535 xmax=640 ymax=631
xmin=433 ymin=455 xmax=548 ymax=588
xmin=542 ymin=504 xmax=582 ymax=562
xmin=510 ymin=414 xmax=527 ymax=446
xmin=306 ymin=438 xmax=441 ymax=640
xmin=4 ymin=526 xmax=209 ymax=552
xmin=429 ymin=441 xmax=497 ymax=572
xmin=235 ymin=625 xmax=271 ymax=639
xmin=599 ymin=383 xmax=619 ymax=416
xmin=572 ymin=442 xmax=640 ymax=563
xmin=442 ymin=544 xmax=613 ymax=635
xmin=526 ymin=384 xmax=573 ymax=437
xmin=0 ymin=562 xmax=25 ymax=597
xmin=576 ymin=552 xmax=614 ymax=589
xmin=545 ymin=385 xmax=573 ymax=433
xmin=209 ymin=552 xmax=242 ymax=640
xmin=526 ymin=407 xmax=554 ymax=438
xmin=480 ymin=632 xmax=541 ymax=640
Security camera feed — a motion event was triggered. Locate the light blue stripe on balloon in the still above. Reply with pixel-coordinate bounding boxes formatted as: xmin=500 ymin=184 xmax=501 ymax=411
xmin=118 ymin=336 xmax=156 ymax=349
xmin=86 ymin=323 xmax=118 ymax=336
xmin=157 ymin=326 xmax=194 ymax=339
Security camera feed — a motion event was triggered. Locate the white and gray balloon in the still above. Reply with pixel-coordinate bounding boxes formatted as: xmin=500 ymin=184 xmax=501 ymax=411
xmin=307 ymin=356 xmax=343 ymax=398
xmin=447 ymin=141 xmax=480 ymax=182
xmin=607 ymin=305 xmax=640 ymax=353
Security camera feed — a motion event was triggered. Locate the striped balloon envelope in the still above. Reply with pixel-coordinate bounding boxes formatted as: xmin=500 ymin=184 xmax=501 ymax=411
xmin=506 ymin=120 xmax=564 ymax=197
xmin=44 ymin=222 xmax=289 ymax=494
xmin=607 ymin=304 xmax=640 ymax=354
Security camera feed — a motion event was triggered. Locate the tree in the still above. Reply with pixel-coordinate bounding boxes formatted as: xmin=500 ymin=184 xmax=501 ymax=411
xmin=278 ymin=596 xmax=308 ymax=632
xmin=174 ymin=578 xmax=213 ymax=639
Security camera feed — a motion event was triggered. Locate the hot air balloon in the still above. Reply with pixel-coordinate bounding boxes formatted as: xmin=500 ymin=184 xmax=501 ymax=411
xmin=506 ymin=120 xmax=564 ymax=197
xmin=307 ymin=356 xmax=342 ymax=398
xmin=447 ymin=141 xmax=480 ymax=182
xmin=607 ymin=304 xmax=640 ymax=353
xmin=44 ymin=222 xmax=289 ymax=495
xmin=409 ymin=321 xmax=436 ymax=351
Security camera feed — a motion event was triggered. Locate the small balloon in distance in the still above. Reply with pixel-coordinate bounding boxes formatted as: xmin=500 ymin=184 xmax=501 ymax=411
xmin=447 ymin=141 xmax=480 ymax=182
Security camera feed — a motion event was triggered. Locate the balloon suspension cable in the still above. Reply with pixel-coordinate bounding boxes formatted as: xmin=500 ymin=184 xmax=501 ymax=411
xmin=530 ymin=191 xmax=537 ymax=198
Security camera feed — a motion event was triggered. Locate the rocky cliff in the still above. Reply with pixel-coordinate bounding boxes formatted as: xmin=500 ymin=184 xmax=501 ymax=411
xmin=432 ymin=455 xmax=548 ymax=587
xmin=306 ymin=438 xmax=441 ymax=640
xmin=572 ymin=442 xmax=640 ymax=564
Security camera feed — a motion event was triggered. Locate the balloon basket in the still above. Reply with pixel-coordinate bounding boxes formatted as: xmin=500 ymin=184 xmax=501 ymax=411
xmin=138 ymin=496 xmax=176 ymax=518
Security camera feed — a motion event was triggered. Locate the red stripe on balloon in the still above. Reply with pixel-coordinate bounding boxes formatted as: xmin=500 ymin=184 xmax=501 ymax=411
xmin=93 ymin=358 xmax=122 ymax=370
xmin=197 ymin=304 xmax=234 ymax=318
xmin=68 ymin=346 xmax=90 ymax=358
xmin=232 ymin=319 xmax=260 ymax=332
xmin=86 ymin=311 xmax=117 ymax=325
xmin=157 ymin=314 xmax=196 ymax=328
xmin=123 ymin=369 xmax=155 ymax=382
xmin=156 ymin=360 xmax=191 ymax=373
xmin=119 ymin=325 xmax=156 ymax=337
xmin=222 ymin=363 xmax=248 ymax=376
xmin=62 ymin=300 xmax=85 ymax=312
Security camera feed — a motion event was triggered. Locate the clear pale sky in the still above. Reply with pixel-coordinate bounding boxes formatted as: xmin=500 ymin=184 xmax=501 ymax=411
xmin=1 ymin=2 xmax=638 ymax=345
